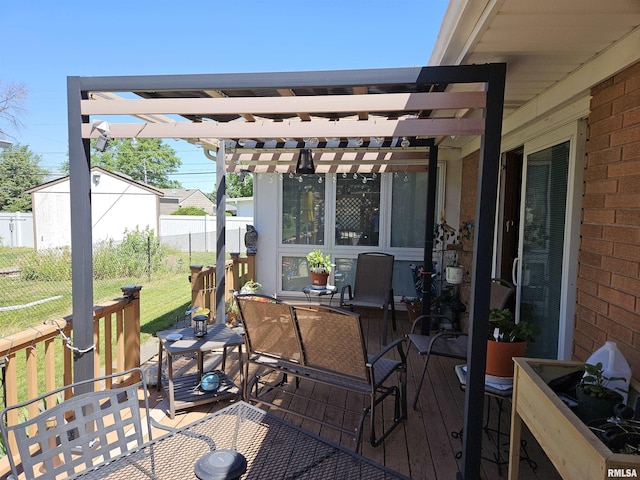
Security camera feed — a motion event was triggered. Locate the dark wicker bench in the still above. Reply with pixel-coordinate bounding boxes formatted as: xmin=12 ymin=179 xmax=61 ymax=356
xmin=236 ymin=294 xmax=407 ymax=450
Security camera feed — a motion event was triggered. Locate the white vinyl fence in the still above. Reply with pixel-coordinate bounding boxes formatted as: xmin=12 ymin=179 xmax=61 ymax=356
xmin=159 ymin=215 xmax=254 ymax=254
xmin=0 ymin=213 xmax=253 ymax=254
xmin=0 ymin=212 xmax=34 ymax=248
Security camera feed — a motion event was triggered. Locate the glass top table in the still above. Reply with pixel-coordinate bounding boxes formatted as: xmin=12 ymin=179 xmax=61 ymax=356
xmin=77 ymin=401 xmax=410 ymax=479
xmin=302 ymin=284 xmax=338 ymax=303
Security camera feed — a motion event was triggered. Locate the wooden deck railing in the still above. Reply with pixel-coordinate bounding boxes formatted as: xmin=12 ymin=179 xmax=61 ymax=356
xmin=0 ymin=285 xmax=142 ymax=455
xmin=189 ymin=253 xmax=256 ymax=315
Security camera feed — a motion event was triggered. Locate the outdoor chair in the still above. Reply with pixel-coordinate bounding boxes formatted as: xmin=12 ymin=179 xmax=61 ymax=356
xmin=234 ymin=294 xmax=301 ymax=398
xmin=407 ymin=278 xmax=515 ymax=410
xmin=236 ymin=295 xmax=407 ymax=449
xmin=340 ymin=252 xmax=396 ymax=345
xmin=0 ymin=367 xmax=173 ymax=480
xmin=294 ymin=304 xmax=407 ymax=447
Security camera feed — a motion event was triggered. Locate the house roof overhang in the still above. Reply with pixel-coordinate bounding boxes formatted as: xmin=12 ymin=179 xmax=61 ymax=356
xmin=431 ymin=0 xmax=640 ymax=154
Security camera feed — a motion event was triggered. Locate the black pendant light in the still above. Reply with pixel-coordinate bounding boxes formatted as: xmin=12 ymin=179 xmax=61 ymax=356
xmin=296 ymin=148 xmax=315 ymax=174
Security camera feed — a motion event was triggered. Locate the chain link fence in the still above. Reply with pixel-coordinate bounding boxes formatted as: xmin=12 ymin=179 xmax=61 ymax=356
xmin=0 ymin=219 xmax=252 ymax=337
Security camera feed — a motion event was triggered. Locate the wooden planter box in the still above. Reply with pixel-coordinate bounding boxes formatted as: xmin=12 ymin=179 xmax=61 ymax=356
xmin=509 ymin=358 xmax=640 ymax=480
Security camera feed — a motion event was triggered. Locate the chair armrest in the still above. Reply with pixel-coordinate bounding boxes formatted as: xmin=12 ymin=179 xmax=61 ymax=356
xmin=149 ymin=417 xmax=179 ymax=437
xmin=367 ymin=337 xmax=407 ymax=367
xmin=339 ymin=284 xmax=353 ymax=305
xmin=427 ymin=331 xmax=468 ymax=352
xmin=409 ymin=314 xmax=448 ymax=334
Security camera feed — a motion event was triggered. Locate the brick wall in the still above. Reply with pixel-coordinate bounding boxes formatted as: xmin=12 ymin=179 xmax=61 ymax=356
xmin=574 ymin=61 xmax=640 ymax=376
xmin=457 ymin=152 xmax=480 ymax=329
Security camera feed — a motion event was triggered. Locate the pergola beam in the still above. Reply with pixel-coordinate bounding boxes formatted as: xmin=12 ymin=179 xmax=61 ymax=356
xmin=81 ymin=118 xmax=485 ymax=139
xmin=81 ymin=92 xmax=486 ymax=116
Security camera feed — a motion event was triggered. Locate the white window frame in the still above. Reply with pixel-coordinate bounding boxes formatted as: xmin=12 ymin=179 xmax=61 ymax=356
xmin=276 ymin=165 xmax=446 ymax=297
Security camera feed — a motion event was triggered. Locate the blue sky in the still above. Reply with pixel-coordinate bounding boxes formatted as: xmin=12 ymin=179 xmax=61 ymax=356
xmin=1 ymin=0 xmax=449 ymax=192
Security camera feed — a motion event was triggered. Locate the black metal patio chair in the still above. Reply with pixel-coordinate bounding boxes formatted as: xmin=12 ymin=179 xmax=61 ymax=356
xmin=407 ymin=278 xmax=515 ymax=410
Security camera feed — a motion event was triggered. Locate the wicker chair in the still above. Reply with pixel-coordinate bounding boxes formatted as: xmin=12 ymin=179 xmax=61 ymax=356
xmin=236 ymin=295 xmax=407 ymax=449
xmin=339 ymin=252 xmax=396 ymax=345
xmin=0 ymin=368 xmax=173 ymax=480
xmin=407 ymin=278 xmax=515 ymax=410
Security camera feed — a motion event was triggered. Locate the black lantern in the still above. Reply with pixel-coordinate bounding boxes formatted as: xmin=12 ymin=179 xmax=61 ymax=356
xmin=295 ymin=148 xmax=315 ymax=174
xmin=193 ymin=314 xmax=208 ymax=337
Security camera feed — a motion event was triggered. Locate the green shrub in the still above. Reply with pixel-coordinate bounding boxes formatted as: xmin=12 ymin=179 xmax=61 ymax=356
xmin=171 ymin=206 xmax=207 ymax=215
xmin=16 ymin=227 xmax=182 ymax=282
xmin=19 ymin=247 xmax=72 ymax=281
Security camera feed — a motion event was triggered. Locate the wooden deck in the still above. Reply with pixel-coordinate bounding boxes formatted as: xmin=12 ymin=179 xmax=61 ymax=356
xmin=146 ymin=310 xmax=563 ymax=480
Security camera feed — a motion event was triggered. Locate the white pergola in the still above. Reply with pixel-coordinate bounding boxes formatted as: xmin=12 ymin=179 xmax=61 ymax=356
xmin=68 ymin=64 xmax=505 ymax=479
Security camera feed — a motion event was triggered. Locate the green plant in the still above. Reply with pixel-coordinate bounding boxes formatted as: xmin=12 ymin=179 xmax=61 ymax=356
xmin=239 ymin=279 xmax=262 ymax=294
xmin=225 ymin=297 xmax=239 ymax=315
xmin=488 ymin=308 xmax=539 ymax=343
xmin=579 ymin=362 xmax=628 ymax=399
xmin=18 ymin=247 xmax=72 ymax=281
xmin=171 ymin=206 xmax=207 ymax=216
xmin=401 ymin=296 xmax=422 ymax=308
xmin=305 ymin=249 xmax=333 ymax=273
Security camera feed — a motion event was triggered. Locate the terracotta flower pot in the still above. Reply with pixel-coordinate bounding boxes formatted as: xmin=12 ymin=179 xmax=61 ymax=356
xmin=485 ymin=340 xmax=527 ymax=378
xmin=310 ymin=271 xmax=329 ymax=287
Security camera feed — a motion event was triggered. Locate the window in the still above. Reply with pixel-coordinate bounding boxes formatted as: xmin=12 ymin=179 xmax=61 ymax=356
xmin=281 ymin=255 xmax=310 ymax=291
xmin=390 ymin=172 xmax=430 ymax=248
xmin=277 ymin=167 xmax=445 ymax=297
xmin=281 ymin=174 xmax=325 ymax=245
xmin=335 ymin=174 xmax=380 ymax=246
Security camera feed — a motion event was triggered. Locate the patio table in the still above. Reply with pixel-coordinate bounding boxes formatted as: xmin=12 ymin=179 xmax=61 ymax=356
xmin=74 ymin=401 xmax=409 ymax=480
xmin=157 ymin=323 xmax=244 ymax=418
xmin=454 ymin=364 xmax=536 ymax=475
xmin=302 ymin=284 xmax=337 ymax=304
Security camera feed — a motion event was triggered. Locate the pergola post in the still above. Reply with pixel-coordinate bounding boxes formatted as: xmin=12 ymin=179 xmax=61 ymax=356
xmin=421 ymin=142 xmax=438 ymax=330
xmin=215 ymin=141 xmax=226 ymax=324
xmin=458 ymin=62 xmax=506 ymax=480
xmin=67 ymin=77 xmax=94 ymax=389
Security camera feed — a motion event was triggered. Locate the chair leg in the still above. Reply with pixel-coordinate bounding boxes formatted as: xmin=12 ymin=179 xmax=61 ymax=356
xmin=381 ymin=307 xmax=388 ymax=345
xmin=412 ymin=354 xmax=431 ymax=410
xmin=390 ymin=289 xmax=396 ymax=331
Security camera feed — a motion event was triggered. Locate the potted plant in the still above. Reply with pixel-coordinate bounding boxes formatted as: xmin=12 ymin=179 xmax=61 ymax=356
xmin=227 ymin=280 xmax=262 ymax=326
xmin=486 ymin=308 xmax=539 ymax=378
xmin=575 ymin=362 xmax=627 ymax=423
xmin=239 ymin=279 xmax=262 ymax=294
xmin=445 ymin=257 xmax=465 ymax=285
xmin=306 ymin=249 xmax=333 ymax=288
xmin=401 ymin=296 xmax=423 ymax=323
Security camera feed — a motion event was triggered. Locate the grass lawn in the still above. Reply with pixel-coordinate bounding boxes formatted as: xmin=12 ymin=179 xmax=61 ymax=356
xmin=0 ymin=248 xmax=217 ymax=336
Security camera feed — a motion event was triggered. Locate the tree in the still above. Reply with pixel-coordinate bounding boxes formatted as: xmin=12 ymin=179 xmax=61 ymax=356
xmin=63 ymin=138 xmax=183 ymax=188
xmin=0 ymin=145 xmax=48 ymax=211
xmin=226 ymin=172 xmax=253 ymax=198
xmin=0 ymin=81 xmax=27 ymax=140
xmin=205 ymin=172 xmax=253 ymax=209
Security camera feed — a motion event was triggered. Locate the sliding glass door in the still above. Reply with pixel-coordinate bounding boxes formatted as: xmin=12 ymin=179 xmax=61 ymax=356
xmin=516 ymin=142 xmax=569 ymax=358
xmin=511 ymin=121 xmax=585 ymax=360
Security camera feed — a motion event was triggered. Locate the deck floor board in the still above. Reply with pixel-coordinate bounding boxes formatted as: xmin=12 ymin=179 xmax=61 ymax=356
xmin=147 ymin=309 xmax=562 ymax=479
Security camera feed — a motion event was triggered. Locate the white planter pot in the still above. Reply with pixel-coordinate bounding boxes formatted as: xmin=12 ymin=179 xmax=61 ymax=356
xmin=446 ymin=266 xmax=464 ymax=285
